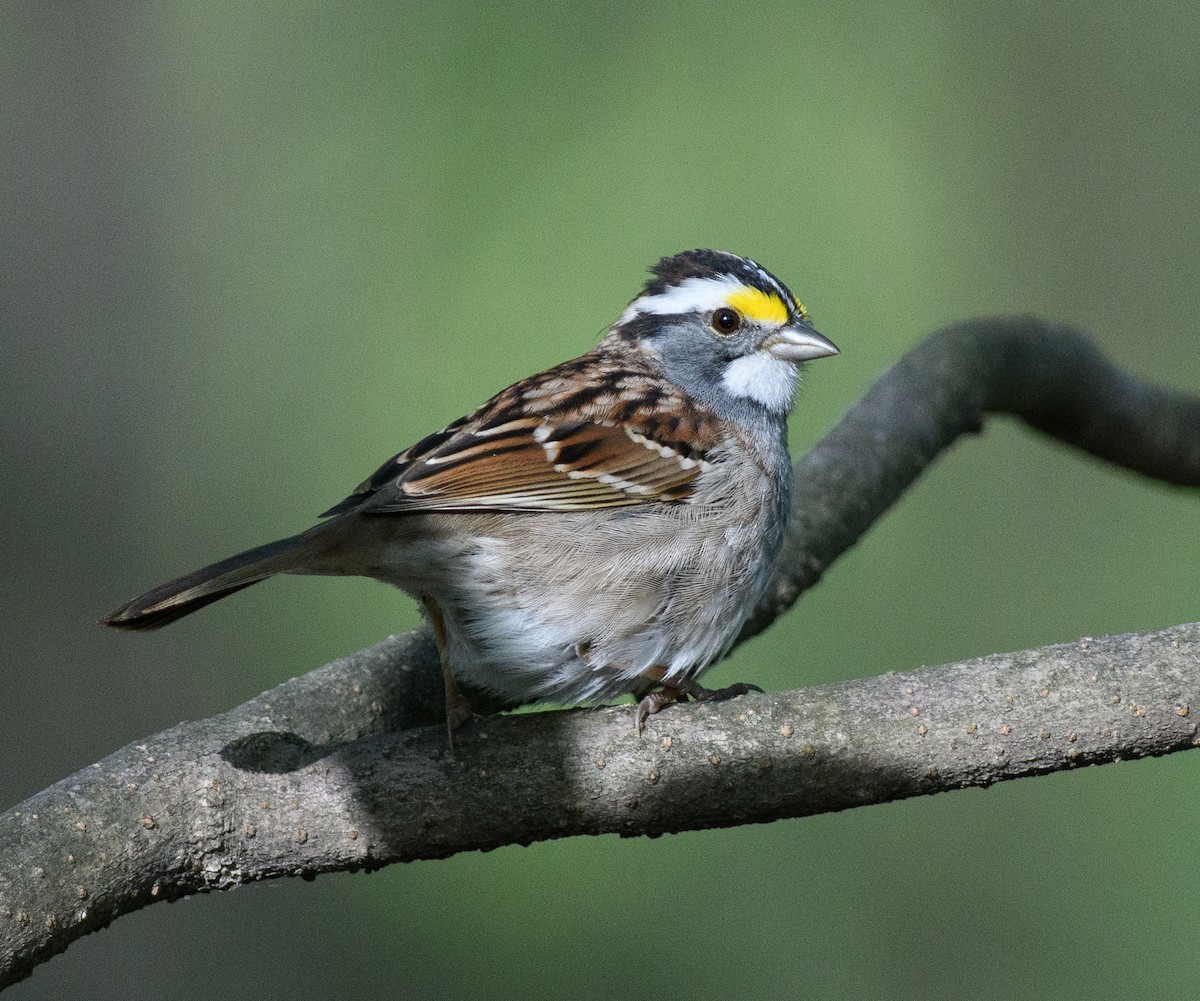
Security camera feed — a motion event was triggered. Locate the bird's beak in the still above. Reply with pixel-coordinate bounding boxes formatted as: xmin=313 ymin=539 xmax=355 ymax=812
xmin=763 ymin=319 xmax=839 ymax=362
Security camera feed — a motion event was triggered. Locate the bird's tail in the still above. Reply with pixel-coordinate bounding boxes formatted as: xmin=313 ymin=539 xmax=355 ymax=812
xmin=100 ymin=530 xmax=314 ymax=630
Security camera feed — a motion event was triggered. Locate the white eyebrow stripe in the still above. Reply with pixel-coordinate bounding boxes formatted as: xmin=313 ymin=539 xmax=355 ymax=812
xmin=617 ymin=275 xmax=750 ymax=325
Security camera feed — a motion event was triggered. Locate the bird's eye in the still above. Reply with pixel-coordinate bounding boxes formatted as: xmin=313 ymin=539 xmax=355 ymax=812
xmin=712 ymin=307 xmax=742 ymax=335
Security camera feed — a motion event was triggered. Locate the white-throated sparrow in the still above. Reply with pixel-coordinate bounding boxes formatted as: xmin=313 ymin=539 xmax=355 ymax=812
xmin=102 ymin=250 xmax=839 ymax=733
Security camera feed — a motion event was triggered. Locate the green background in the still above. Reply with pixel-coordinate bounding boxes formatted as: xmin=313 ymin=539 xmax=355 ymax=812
xmin=4 ymin=3 xmax=1199 ymax=998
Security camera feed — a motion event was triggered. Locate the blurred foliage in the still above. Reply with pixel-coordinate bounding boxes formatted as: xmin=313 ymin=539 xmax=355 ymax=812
xmin=2 ymin=2 xmax=1198 ymax=998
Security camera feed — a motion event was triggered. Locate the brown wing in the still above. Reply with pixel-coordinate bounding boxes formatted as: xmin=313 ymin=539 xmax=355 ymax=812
xmin=323 ymin=348 xmax=723 ymax=516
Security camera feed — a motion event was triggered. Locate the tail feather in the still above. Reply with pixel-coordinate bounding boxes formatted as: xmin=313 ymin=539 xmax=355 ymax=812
xmin=100 ymin=531 xmax=311 ymax=631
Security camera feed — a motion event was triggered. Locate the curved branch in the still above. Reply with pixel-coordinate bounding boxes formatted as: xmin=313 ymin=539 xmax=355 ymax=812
xmin=745 ymin=317 xmax=1200 ymax=634
xmin=3 ymin=318 xmax=1199 ymax=987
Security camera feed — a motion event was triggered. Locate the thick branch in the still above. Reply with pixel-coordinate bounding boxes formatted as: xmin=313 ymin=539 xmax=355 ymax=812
xmin=3 ymin=317 xmax=1199 ymax=987
xmin=3 ymin=625 xmax=1198 ymax=987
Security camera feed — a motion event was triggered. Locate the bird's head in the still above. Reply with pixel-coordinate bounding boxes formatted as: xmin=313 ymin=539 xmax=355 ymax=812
xmin=610 ymin=249 xmax=838 ymax=418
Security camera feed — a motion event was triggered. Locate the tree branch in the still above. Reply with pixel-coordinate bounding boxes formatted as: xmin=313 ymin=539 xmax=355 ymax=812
xmin=745 ymin=316 xmax=1200 ymax=635
xmin=3 ymin=317 xmax=1199 ymax=988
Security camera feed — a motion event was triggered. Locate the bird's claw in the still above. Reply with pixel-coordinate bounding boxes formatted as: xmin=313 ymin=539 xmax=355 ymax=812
xmin=633 ymin=678 xmax=763 ymax=733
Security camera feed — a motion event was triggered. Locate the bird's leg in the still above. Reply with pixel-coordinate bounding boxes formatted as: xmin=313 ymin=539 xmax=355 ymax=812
xmin=422 ymin=596 xmax=475 ymax=742
xmin=633 ymin=666 xmax=763 ymax=734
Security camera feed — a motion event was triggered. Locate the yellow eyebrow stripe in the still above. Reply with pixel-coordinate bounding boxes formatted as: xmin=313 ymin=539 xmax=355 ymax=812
xmin=725 ymin=286 xmax=789 ymax=325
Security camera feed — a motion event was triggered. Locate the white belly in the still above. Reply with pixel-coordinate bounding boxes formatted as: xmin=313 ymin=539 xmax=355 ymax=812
xmin=441 ymin=494 xmax=785 ymax=704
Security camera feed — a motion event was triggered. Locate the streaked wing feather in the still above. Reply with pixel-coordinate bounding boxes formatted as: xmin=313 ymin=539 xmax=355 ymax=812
xmin=364 ymin=420 xmax=702 ymax=513
xmin=323 ymin=348 xmax=722 ymax=516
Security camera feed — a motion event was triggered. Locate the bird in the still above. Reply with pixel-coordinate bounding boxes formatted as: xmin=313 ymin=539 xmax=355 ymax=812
xmin=101 ymin=249 xmax=839 ymax=735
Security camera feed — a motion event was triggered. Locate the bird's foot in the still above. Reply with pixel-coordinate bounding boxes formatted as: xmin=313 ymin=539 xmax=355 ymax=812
xmin=673 ymin=678 xmax=765 ymax=703
xmin=634 ymin=686 xmax=686 ymax=734
xmin=633 ymin=677 xmax=764 ymax=733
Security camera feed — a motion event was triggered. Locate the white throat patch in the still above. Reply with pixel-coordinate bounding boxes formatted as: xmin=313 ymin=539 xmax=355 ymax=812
xmin=721 ymin=352 xmax=798 ymax=413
